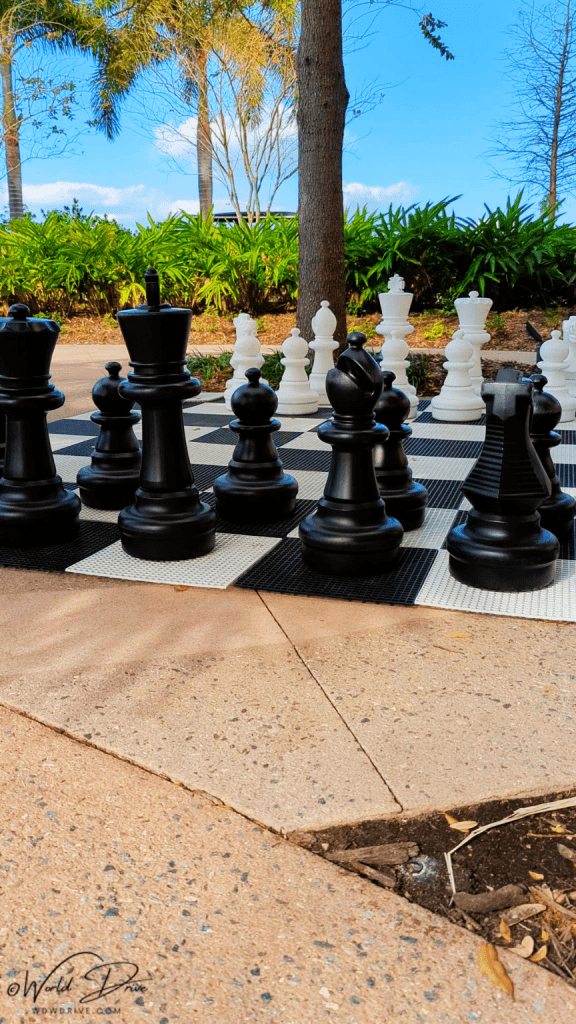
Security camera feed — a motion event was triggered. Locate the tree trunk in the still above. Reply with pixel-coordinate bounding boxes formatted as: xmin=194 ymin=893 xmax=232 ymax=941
xmin=196 ymin=46 xmax=213 ymax=218
xmin=296 ymin=0 xmax=349 ymax=350
xmin=1 ymin=48 xmax=24 ymax=220
xmin=548 ymin=0 xmax=571 ymax=215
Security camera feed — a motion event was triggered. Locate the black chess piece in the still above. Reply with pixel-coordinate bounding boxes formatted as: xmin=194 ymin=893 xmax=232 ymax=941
xmin=0 ymin=304 xmax=80 ymax=544
xmin=0 ymin=412 xmax=5 ymax=475
xmin=116 ymin=268 xmax=216 ymax=561
xmin=213 ymin=367 xmax=298 ymax=522
xmin=528 ymin=372 xmax=576 ymax=540
xmin=299 ymin=332 xmax=404 ymax=575
xmin=76 ymin=361 xmax=141 ymax=510
xmin=373 ymin=370 xmax=428 ymax=530
xmin=446 ymin=379 xmax=559 ymax=591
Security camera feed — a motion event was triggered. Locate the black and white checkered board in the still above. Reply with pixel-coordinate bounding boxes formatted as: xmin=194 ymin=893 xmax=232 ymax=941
xmin=5 ymin=392 xmax=576 ymax=622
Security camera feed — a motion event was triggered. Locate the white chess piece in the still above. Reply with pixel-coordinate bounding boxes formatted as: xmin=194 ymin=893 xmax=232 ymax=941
xmin=537 ymin=329 xmax=576 ymax=423
xmin=309 ymin=301 xmax=338 ymax=404
xmin=430 ymin=329 xmax=485 ymax=422
xmin=376 ymin=274 xmax=417 ymax=420
xmin=276 ymin=327 xmax=319 ymax=415
xmin=224 ymin=316 xmax=268 ymax=410
xmin=562 ymin=315 xmax=576 ymax=397
xmin=454 ymin=290 xmax=492 ymax=394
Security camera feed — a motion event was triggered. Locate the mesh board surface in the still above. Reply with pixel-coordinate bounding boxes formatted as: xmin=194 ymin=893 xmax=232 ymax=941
xmin=235 ymin=537 xmax=437 ymax=605
xmin=0 ymin=391 xmax=571 ymax=621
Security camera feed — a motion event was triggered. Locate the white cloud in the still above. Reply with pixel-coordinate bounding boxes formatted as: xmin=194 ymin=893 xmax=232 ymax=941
xmin=22 ymin=181 xmax=148 ymax=208
xmin=154 ymin=119 xmax=197 ymax=160
xmin=343 ymin=180 xmax=420 ymax=210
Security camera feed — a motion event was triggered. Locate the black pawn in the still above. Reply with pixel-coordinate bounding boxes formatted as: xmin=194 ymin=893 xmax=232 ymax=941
xmin=0 ymin=304 xmax=80 ymax=544
xmin=447 ymin=379 xmax=559 ymax=591
xmin=529 ymin=372 xmax=576 ymax=540
xmin=116 ymin=268 xmax=216 ymax=561
xmin=373 ymin=370 xmax=428 ymax=530
xmin=213 ymin=368 xmax=298 ymax=522
xmin=76 ymin=361 xmax=141 ymax=510
xmin=299 ymin=332 xmax=404 ymax=575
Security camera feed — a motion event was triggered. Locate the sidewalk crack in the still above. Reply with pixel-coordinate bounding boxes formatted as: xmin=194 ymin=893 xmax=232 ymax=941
xmin=256 ymin=591 xmax=404 ymax=813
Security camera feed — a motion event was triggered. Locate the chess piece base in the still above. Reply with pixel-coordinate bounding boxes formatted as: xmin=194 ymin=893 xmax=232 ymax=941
xmin=430 ymin=393 xmax=484 ymax=422
xmin=0 ymin=480 xmax=80 ymax=545
xmin=119 ymin=494 xmax=216 ymax=561
xmin=539 ymin=491 xmax=576 ymax=541
xmin=299 ymin=502 xmax=403 ymax=576
xmin=275 ymin=396 xmax=319 ymax=416
xmin=447 ymin=510 xmax=559 ymax=591
xmin=77 ymin=446 xmax=141 ymax=510
xmin=214 ymin=475 xmax=298 ymax=523
xmin=382 ymin=482 xmax=428 ymax=532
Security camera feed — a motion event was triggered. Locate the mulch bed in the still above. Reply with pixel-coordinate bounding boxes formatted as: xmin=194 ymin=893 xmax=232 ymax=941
xmin=53 ymin=305 xmax=565 ymax=355
xmin=294 ymin=790 xmax=576 ymax=987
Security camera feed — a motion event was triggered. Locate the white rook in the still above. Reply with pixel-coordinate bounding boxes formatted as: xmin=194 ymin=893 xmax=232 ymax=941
xmin=377 ymin=274 xmax=417 ymax=420
xmin=537 ymin=330 xmax=576 ymax=423
xmin=430 ymin=329 xmax=484 ymax=422
xmin=309 ymin=301 xmax=338 ymax=404
xmin=276 ymin=328 xmax=319 ymax=415
xmin=224 ymin=315 xmax=268 ymax=410
xmin=455 ymin=290 xmax=492 ymax=394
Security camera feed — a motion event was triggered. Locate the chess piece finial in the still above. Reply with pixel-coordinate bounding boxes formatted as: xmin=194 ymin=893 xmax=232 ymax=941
xmin=9 ymin=303 xmax=29 ymax=321
xmin=144 ymin=267 xmax=161 ymax=309
xmin=388 ymin=274 xmax=404 ymax=292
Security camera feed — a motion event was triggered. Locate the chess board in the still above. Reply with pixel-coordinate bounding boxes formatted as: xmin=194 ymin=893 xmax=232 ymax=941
xmin=5 ymin=392 xmax=576 ymax=622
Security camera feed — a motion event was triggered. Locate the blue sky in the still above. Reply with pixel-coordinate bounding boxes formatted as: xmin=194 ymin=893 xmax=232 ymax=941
xmin=7 ymin=0 xmax=570 ymax=228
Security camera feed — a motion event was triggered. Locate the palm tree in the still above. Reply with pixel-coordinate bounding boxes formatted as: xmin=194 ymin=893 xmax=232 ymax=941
xmin=0 ymin=0 xmax=113 ymax=219
xmin=94 ymin=0 xmax=297 ymax=218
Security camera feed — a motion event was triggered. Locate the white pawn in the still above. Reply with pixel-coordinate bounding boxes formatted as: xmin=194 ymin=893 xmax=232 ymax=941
xmin=537 ymin=330 xmax=576 ymax=423
xmin=562 ymin=315 xmax=576 ymax=397
xmin=224 ymin=317 xmax=268 ymax=410
xmin=455 ymin=290 xmax=492 ymax=394
xmin=430 ymin=330 xmax=485 ymax=422
xmin=276 ymin=328 xmax=319 ymax=415
xmin=309 ymin=301 xmax=338 ymax=405
xmin=376 ymin=275 xmax=417 ymax=420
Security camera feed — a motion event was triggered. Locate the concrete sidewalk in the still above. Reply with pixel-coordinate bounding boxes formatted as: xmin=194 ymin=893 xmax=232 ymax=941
xmin=1 ymin=344 xmax=574 ymax=1021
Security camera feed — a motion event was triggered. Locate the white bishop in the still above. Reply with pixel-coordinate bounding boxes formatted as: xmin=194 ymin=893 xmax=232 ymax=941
xmin=309 ymin=301 xmax=338 ymax=404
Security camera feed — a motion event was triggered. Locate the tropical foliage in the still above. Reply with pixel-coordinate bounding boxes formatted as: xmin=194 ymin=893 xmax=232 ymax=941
xmin=0 ymin=193 xmax=574 ymax=316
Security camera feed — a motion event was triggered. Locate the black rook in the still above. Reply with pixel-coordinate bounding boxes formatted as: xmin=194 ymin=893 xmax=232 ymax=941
xmin=0 ymin=304 xmax=80 ymax=544
xmin=116 ymin=269 xmax=216 ymax=560
xmin=447 ymin=379 xmax=559 ymax=591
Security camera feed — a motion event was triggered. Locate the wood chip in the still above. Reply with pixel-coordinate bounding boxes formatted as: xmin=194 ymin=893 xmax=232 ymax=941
xmin=510 ymin=935 xmax=535 ymax=958
xmin=501 ymin=903 xmax=546 ymax=925
xmin=346 ymin=861 xmax=396 ymax=889
xmin=454 ymin=885 xmax=526 ymax=914
xmin=529 ymin=870 xmax=545 ymax=880
xmin=326 ymin=842 xmax=418 ymax=866
xmin=499 ymin=919 xmax=512 ymax=943
xmin=530 ymin=945 xmax=548 ymax=962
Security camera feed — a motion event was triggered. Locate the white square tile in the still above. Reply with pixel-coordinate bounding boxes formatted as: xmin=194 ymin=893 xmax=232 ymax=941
xmin=280 ymin=431 xmax=327 ymax=452
xmin=411 ymin=422 xmax=485 ymax=442
xmin=51 ymin=435 xmax=96 ymax=450
xmin=407 ymin=455 xmax=477 ymax=480
xmin=54 ymin=453 xmax=94 ymax=481
xmin=415 ymin=550 xmax=576 ymax=622
xmin=400 ymin=507 xmax=460 ymax=549
xmin=66 ymin=534 xmax=282 ymax=589
xmin=290 ymin=468 xmax=327 ymax=500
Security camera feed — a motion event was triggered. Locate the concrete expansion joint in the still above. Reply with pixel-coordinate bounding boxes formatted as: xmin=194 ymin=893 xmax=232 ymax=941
xmin=255 ymin=590 xmax=405 ymax=816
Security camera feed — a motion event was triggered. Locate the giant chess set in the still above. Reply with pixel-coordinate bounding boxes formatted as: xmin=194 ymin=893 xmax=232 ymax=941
xmin=1 ymin=269 xmax=576 ymax=623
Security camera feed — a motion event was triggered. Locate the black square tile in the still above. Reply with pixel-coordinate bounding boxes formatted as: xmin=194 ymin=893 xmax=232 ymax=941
xmin=421 ymin=479 xmax=464 ymax=509
xmin=0 ymin=521 xmax=119 ymax=573
xmin=235 ymin=538 xmax=437 ymax=605
xmin=49 ymin=419 xmax=100 ymax=436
